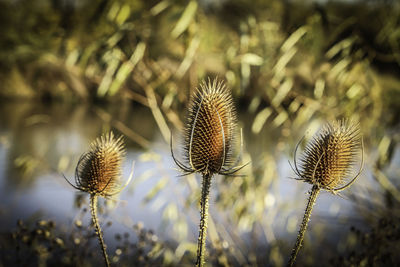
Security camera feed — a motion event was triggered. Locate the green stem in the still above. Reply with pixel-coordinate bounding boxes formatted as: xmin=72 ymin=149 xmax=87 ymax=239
xmin=90 ymin=194 xmax=111 ymax=267
xmin=196 ymin=172 xmax=212 ymax=267
xmin=288 ymin=185 xmax=320 ymax=267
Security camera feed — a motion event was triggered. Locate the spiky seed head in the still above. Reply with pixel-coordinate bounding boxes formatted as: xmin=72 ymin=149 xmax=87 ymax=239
xmin=297 ymin=119 xmax=362 ymax=191
xmin=75 ymin=132 xmax=126 ymax=196
xmin=183 ymin=78 xmax=237 ymax=175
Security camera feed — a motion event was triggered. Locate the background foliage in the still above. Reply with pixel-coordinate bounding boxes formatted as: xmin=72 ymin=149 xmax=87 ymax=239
xmin=0 ymin=0 xmax=399 ymax=266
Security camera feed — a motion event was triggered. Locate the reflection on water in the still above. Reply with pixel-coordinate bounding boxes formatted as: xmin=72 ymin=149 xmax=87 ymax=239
xmin=0 ymin=100 xmax=396 ymax=264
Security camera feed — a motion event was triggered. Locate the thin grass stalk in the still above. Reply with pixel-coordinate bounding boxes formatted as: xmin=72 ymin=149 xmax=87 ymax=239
xmin=196 ymin=172 xmax=212 ymax=267
xmin=90 ymin=194 xmax=110 ymax=267
xmin=288 ymin=185 xmax=320 ymax=267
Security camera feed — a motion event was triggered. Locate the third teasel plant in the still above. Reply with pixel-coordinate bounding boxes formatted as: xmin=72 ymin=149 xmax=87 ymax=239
xmin=64 ymin=132 xmax=134 ymax=267
xmin=171 ymin=78 xmax=245 ymax=267
xmin=287 ymin=119 xmax=364 ymax=266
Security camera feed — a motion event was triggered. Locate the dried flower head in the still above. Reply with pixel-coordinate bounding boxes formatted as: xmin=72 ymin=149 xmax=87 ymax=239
xmin=292 ymin=119 xmax=364 ymax=192
xmin=172 ymin=78 xmax=242 ymax=176
xmin=66 ymin=132 xmax=127 ymax=197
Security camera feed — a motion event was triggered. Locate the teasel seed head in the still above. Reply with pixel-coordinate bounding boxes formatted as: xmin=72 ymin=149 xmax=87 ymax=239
xmin=292 ymin=119 xmax=364 ymax=192
xmin=65 ymin=132 xmax=129 ymax=197
xmin=172 ymin=78 xmax=244 ymax=176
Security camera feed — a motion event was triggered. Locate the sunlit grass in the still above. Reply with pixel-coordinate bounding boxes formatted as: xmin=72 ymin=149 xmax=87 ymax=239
xmin=0 ymin=0 xmax=399 ymax=266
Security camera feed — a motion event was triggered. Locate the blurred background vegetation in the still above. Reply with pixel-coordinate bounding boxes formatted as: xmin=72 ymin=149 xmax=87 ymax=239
xmin=0 ymin=0 xmax=400 ymax=266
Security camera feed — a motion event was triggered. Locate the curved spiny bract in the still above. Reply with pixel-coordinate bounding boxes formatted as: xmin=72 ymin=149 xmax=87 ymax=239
xmin=296 ymin=119 xmax=362 ymax=191
xmin=63 ymin=131 xmax=127 ymax=267
xmin=172 ymin=78 xmax=240 ymax=267
xmin=288 ymin=119 xmax=363 ymax=267
xmin=183 ymin=78 xmax=237 ymax=175
xmin=75 ymin=132 xmax=126 ymax=197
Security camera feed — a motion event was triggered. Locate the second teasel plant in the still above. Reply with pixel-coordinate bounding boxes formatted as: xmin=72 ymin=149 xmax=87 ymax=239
xmin=64 ymin=132 xmax=134 ymax=267
xmin=171 ymin=78 xmax=245 ymax=267
xmin=287 ymin=119 xmax=364 ymax=266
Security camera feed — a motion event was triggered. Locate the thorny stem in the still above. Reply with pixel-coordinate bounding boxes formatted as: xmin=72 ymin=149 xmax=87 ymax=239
xmin=90 ymin=194 xmax=110 ymax=267
xmin=196 ymin=172 xmax=212 ymax=267
xmin=288 ymin=185 xmax=320 ymax=267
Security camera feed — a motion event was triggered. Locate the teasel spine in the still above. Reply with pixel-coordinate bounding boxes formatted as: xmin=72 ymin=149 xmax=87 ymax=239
xmin=292 ymin=120 xmax=363 ymax=192
xmin=171 ymin=78 xmax=244 ymax=267
xmin=75 ymin=132 xmax=126 ymax=197
xmin=287 ymin=119 xmax=363 ymax=267
xmin=63 ymin=132 xmax=134 ymax=267
xmin=172 ymin=78 xmax=243 ymax=176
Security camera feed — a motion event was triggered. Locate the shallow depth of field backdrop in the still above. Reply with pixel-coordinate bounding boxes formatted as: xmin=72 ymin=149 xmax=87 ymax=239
xmin=0 ymin=0 xmax=399 ymax=266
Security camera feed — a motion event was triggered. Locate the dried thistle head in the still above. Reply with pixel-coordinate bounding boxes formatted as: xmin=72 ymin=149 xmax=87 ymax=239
xmin=70 ymin=132 xmax=126 ymax=197
xmin=172 ymin=78 xmax=242 ymax=176
xmin=293 ymin=119 xmax=364 ymax=192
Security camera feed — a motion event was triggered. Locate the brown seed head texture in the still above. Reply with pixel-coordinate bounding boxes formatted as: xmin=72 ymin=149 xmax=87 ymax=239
xmin=184 ymin=78 xmax=237 ymax=175
xmin=297 ymin=119 xmax=362 ymax=191
xmin=75 ymin=132 xmax=126 ymax=196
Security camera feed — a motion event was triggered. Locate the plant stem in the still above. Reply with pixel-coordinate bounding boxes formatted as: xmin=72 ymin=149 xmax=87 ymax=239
xmin=288 ymin=185 xmax=320 ymax=267
xmin=196 ymin=172 xmax=212 ymax=267
xmin=90 ymin=194 xmax=110 ymax=267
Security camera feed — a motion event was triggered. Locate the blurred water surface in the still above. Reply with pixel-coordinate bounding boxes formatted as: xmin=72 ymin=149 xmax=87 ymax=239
xmin=1 ymin=99 xmax=395 ymax=266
